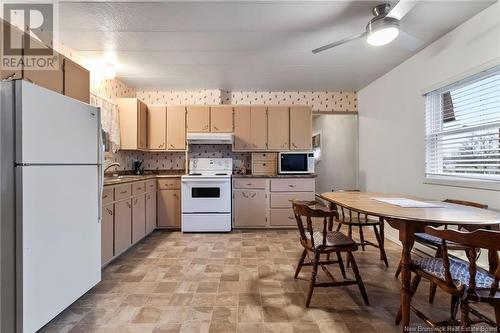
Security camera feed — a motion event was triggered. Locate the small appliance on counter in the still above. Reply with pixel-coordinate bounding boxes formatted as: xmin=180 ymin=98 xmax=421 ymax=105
xmin=181 ymin=158 xmax=232 ymax=232
xmin=278 ymin=151 xmax=315 ymax=174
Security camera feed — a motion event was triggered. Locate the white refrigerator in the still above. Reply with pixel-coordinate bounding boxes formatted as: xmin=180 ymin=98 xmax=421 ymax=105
xmin=0 ymin=80 xmax=102 ymax=333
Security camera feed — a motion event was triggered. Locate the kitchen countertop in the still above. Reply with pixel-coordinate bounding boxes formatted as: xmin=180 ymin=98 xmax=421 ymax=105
xmin=232 ymin=174 xmax=317 ymax=178
xmin=104 ymin=170 xmax=184 ymax=186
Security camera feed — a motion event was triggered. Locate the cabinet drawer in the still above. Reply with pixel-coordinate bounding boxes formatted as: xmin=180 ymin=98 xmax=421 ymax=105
xmin=270 ymin=209 xmax=297 ymax=227
xmin=146 ymin=179 xmax=157 ymax=192
xmin=252 ymin=152 xmax=276 ymax=162
xmin=114 ymin=184 xmax=132 ymax=201
xmin=132 ymin=181 xmax=146 ymax=195
xmin=102 ymin=187 xmax=114 ymax=204
xmin=270 ymin=192 xmax=315 ymax=209
xmin=270 ymin=179 xmax=315 ymax=192
xmin=233 ymin=178 xmax=268 ymax=189
xmin=252 ymin=161 xmax=276 ymax=175
xmin=158 ymin=178 xmax=181 ymax=190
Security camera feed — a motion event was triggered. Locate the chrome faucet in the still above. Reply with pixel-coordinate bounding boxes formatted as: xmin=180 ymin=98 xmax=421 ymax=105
xmin=104 ymin=162 xmax=120 ymax=173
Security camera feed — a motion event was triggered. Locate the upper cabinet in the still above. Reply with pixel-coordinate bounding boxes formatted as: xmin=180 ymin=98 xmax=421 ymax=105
xmin=233 ymin=106 xmax=251 ymax=150
xmin=267 ymin=107 xmax=289 ymax=150
xmin=147 ymin=106 xmax=167 ymax=150
xmin=290 ymin=106 xmax=312 ymax=150
xmin=167 ymin=106 xmax=186 ymax=150
xmin=117 ymin=98 xmax=148 ymax=150
xmin=210 ymin=106 xmax=233 ymax=132
xmin=63 ymin=58 xmax=90 ymax=104
xmin=250 ymin=106 xmax=268 ymax=150
xmin=186 ymin=106 xmax=210 ymax=132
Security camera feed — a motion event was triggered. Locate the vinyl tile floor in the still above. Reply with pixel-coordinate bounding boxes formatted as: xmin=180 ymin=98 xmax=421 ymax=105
xmin=40 ymin=229 xmax=497 ymax=333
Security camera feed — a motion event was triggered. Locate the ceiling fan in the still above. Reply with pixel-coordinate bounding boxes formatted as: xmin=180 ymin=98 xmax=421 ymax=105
xmin=312 ymin=0 xmax=418 ymax=54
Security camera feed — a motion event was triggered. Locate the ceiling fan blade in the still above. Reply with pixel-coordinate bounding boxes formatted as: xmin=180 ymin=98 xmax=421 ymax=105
xmin=312 ymin=32 xmax=366 ymax=54
xmin=398 ymin=30 xmax=425 ymax=52
xmin=386 ymin=0 xmax=418 ymax=20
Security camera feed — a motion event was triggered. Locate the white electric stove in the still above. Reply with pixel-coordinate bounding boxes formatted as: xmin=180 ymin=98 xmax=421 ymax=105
xmin=181 ymin=158 xmax=232 ymax=232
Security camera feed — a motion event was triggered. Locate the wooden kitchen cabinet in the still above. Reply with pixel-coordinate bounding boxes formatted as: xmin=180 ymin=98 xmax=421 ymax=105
xmin=147 ymin=105 xmax=167 ymax=150
xmin=290 ymin=106 xmax=312 ymax=150
xmin=101 ymin=204 xmax=114 ymax=265
xmin=114 ymin=199 xmax=132 ymax=255
xmin=267 ymin=107 xmax=289 ymax=150
xmin=233 ymin=106 xmax=251 ymax=150
xmin=233 ymin=190 xmax=268 ymax=227
xmin=117 ymin=98 xmax=148 ymax=150
xmin=186 ymin=106 xmax=210 ymax=132
xmin=210 ymin=106 xmax=233 ymax=132
xmin=132 ymin=195 xmax=146 ymax=243
xmin=167 ymin=106 xmax=186 ymax=150
xmin=157 ymin=189 xmax=181 ymax=228
xmin=63 ymin=57 xmax=90 ymax=103
xmin=250 ymin=106 xmax=268 ymax=150
xmin=145 ymin=191 xmax=157 ymax=234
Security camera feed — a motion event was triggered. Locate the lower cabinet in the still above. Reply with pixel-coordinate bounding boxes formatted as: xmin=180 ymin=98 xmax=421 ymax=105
xmin=146 ymin=191 xmax=157 ymax=234
xmin=132 ymin=195 xmax=146 ymax=243
xmin=114 ymin=199 xmax=132 ymax=255
xmin=233 ymin=190 xmax=268 ymax=227
xmin=157 ymin=189 xmax=181 ymax=228
xmin=101 ymin=204 xmax=114 ymax=265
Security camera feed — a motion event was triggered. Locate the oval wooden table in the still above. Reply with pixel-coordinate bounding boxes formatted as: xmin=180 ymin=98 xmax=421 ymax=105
xmin=320 ymin=191 xmax=500 ymax=332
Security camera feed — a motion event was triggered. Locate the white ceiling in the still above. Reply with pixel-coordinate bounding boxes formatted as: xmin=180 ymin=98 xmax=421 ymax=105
xmin=57 ymin=1 xmax=496 ymax=91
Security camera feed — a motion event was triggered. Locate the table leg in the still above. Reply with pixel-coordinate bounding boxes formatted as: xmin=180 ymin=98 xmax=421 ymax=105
xmin=393 ymin=220 xmax=415 ymax=331
xmin=488 ymin=249 xmax=499 ymax=275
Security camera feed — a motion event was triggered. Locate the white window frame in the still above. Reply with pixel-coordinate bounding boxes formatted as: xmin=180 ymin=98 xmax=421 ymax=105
xmin=423 ymin=65 xmax=500 ymax=191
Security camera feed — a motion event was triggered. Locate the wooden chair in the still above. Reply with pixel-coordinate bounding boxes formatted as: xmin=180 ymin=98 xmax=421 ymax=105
xmin=292 ymin=200 xmax=369 ymax=307
xmin=396 ymin=226 xmax=500 ymax=331
xmin=395 ymin=199 xmax=488 ymax=304
xmin=330 ymin=190 xmax=388 ymax=267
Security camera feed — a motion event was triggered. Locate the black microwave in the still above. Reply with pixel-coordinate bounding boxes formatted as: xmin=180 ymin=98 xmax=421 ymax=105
xmin=278 ymin=152 xmax=315 ymax=174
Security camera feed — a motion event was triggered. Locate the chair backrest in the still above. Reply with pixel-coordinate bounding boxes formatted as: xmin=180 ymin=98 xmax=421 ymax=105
xmin=425 ymin=226 xmax=500 ymax=294
xmin=292 ymin=200 xmax=338 ymax=249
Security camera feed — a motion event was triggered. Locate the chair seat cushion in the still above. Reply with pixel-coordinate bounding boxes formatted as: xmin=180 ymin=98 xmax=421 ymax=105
xmin=306 ymin=231 xmax=356 ymax=248
xmin=413 ymin=257 xmax=494 ymax=289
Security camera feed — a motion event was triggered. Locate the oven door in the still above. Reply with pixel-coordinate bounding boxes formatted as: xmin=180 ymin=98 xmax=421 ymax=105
xmin=181 ymin=177 xmax=231 ymax=213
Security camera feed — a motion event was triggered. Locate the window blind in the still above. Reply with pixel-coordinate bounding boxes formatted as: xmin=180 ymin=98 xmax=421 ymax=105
xmin=425 ymin=65 xmax=500 ymax=182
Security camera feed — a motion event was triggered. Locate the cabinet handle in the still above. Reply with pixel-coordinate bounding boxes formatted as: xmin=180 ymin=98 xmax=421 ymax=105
xmin=203 ymin=125 xmax=208 ymax=130
xmin=159 ymin=143 xmax=165 ymax=148
xmin=106 ymin=208 xmax=113 ymax=215
xmin=246 ymin=183 xmax=252 ymax=186
xmin=288 ymin=216 xmax=295 ymax=220
xmin=251 ymin=193 xmax=256 ymax=198
xmin=292 ymin=143 xmax=297 ymax=148
xmin=173 ymin=193 xmax=178 ymax=199
xmin=214 ymin=126 xmax=219 ymax=130
xmin=242 ymin=192 xmax=249 ymax=198
xmin=170 ymin=144 xmax=175 ymax=148
xmin=263 ymin=163 xmax=266 ymax=166
xmin=103 ymin=194 xmax=108 ymax=199
xmin=120 ymin=190 xmax=127 ymax=194
xmin=134 ymin=198 xmax=138 ymax=205
xmin=126 ymin=202 xmax=131 ymax=208
xmin=288 ymin=184 xmax=296 ymax=188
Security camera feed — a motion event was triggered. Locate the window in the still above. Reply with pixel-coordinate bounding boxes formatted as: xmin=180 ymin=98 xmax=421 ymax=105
xmin=425 ymin=65 xmax=500 ymax=182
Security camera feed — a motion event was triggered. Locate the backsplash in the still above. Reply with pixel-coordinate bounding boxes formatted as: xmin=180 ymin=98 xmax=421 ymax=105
xmin=108 ymin=151 xmax=186 ymax=172
xmin=188 ymin=145 xmax=251 ymax=171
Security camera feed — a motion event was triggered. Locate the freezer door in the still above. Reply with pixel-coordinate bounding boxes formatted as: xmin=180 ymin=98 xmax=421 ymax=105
xmin=16 ymin=80 xmax=99 ymax=164
xmin=18 ymin=165 xmax=101 ymax=333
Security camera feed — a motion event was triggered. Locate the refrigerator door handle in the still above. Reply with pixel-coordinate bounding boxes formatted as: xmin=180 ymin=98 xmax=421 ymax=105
xmin=97 ymin=107 xmax=104 ymax=223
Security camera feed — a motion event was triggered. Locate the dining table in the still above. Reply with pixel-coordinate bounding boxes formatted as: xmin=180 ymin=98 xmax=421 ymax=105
xmin=320 ymin=191 xmax=500 ymax=332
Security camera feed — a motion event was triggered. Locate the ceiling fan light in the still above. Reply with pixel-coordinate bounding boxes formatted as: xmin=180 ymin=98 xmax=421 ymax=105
xmin=367 ymin=26 xmax=399 ymax=46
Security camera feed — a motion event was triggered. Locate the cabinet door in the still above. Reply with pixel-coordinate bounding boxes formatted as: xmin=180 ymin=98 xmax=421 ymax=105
xmin=233 ymin=106 xmax=251 ymax=150
xmin=147 ymin=106 xmax=167 ymax=150
xmin=117 ymin=98 xmax=139 ymax=150
xmin=210 ymin=106 xmax=233 ymax=132
xmin=250 ymin=106 xmax=268 ymax=150
xmin=290 ymin=106 xmax=312 ymax=150
xmin=233 ymin=190 xmax=267 ymax=227
xmin=23 ymin=60 xmax=63 ymax=95
xmin=114 ymin=200 xmax=132 ymax=255
xmin=146 ymin=191 xmax=157 ymax=234
xmin=267 ymin=106 xmax=289 ymax=150
xmin=132 ymin=195 xmax=146 ymax=243
xmin=63 ymin=58 xmax=90 ymax=104
xmin=167 ymin=106 xmax=186 ymax=150
xmin=186 ymin=106 xmax=210 ymax=132
xmin=138 ymin=101 xmax=148 ymax=149
xmin=101 ymin=204 xmax=114 ymax=265
xmin=157 ymin=190 xmax=181 ymax=228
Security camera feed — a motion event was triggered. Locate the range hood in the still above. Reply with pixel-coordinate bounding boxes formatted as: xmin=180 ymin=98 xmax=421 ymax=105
xmin=187 ymin=133 xmax=234 ymax=144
